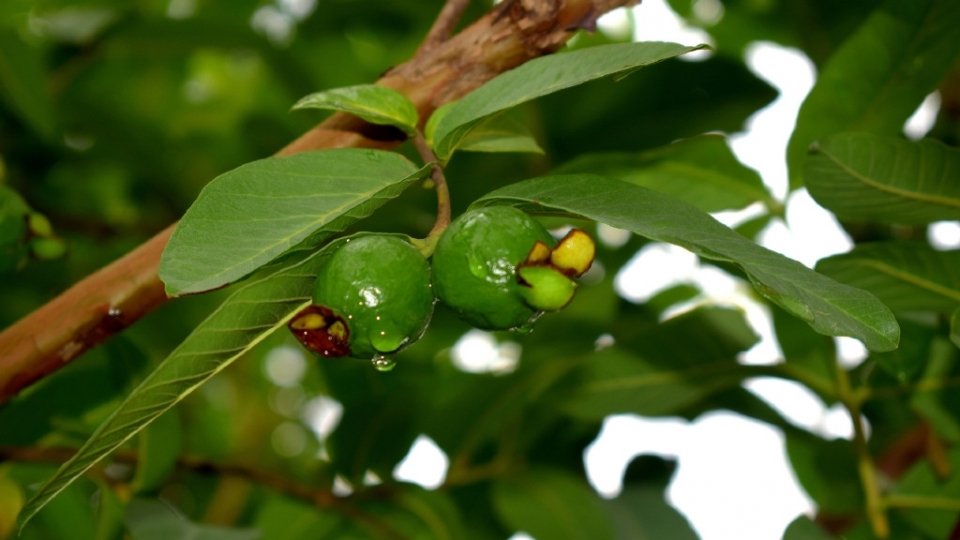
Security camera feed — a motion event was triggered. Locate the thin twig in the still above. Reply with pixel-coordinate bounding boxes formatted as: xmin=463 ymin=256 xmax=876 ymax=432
xmin=412 ymin=132 xmax=451 ymax=248
xmin=418 ymin=0 xmax=472 ymax=53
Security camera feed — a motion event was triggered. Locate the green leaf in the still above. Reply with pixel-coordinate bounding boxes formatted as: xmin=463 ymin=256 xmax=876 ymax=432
xmin=431 ymin=41 xmax=708 ymax=160
xmin=816 ymin=242 xmax=960 ymax=313
xmin=472 ymin=174 xmax=900 ymax=351
xmin=457 ymin=114 xmax=543 ymax=155
xmin=0 ymin=30 xmax=56 ymax=140
xmin=602 ymin=485 xmax=699 ymax=540
xmin=891 ymin=449 xmax=960 ymax=539
xmin=872 ymin=319 xmax=937 ymax=382
xmin=160 ymin=149 xmax=428 ymax=296
xmin=787 ymin=0 xmax=960 ymax=188
xmin=251 ymin=496 xmax=342 ymax=540
xmin=292 ymin=84 xmax=418 ymax=136
xmin=492 ymin=468 xmax=613 ymax=540
xmin=558 ymin=307 xmax=758 ymax=419
xmin=785 ymin=433 xmax=863 ymax=514
xmin=124 ymin=499 xmax=260 ymax=540
xmin=131 ymin=407 xmax=181 ymax=494
xmin=910 ymin=337 xmax=960 ymax=442
xmin=555 ymin=134 xmax=773 ymax=213
xmin=782 ymin=516 xmax=835 ymax=540
xmin=17 ymin=240 xmax=345 ymax=532
xmin=804 ymin=133 xmax=960 ymax=224
xmin=952 ymin=307 xmax=960 ymax=349
xmin=0 ymin=184 xmax=30 ymax=271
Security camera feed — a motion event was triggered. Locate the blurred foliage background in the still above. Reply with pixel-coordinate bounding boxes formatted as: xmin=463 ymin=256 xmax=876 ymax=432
xmin=2 ymin=0 xmax=960 ymax=539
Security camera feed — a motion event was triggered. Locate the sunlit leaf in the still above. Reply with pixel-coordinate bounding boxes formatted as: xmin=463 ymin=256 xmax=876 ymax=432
xmin=492 ymin=467 xmax=612 ymax=540
xmin=816 ymin=242 xmax=960 ymax=313
xmin=431 ymin=41 xmax=708 ymax=159
xmin=17 ymin=240 xmax=346 ymax=532
xmin=160 ymin=149 xmax=429 ymax=296
xmin=457 ymin=114 xmax=543 ymax=155
xmin=292 ymin=84 xmax=419 ymax=136
xmin=805 ymin=133 xmax=960 ymax=224
xmin=473 ymin=174 xmax=900 ymax=351
xmin=787 ymin=0 xmax=960 ymax=188
xmin=555 ymin=134 xmax=773 ymax=212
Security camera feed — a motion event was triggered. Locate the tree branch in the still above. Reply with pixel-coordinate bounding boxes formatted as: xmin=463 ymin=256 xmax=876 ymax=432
xmin=0 ymin=0 xmax=635 ymax=404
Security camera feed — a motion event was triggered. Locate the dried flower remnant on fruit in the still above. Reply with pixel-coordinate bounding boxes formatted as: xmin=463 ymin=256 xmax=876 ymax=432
xmin=550 ymin=229 xmax=595 ymax=277
xmin=288 ymin=305 xmax=351 ymax=357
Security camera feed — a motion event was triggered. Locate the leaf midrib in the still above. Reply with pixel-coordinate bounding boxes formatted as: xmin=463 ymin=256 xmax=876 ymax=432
xmin=834 ymin=258 xmax=960 ymax=303
xmin=821 ymin=145 xmax=960 ymax=210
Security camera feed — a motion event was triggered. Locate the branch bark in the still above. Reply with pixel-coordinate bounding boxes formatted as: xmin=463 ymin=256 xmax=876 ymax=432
xmin=0 ymin=0 xmax=636 ymax=404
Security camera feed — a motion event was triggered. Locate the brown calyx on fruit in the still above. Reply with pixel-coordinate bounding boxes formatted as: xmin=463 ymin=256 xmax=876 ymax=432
xmin=549 ymin=229 xmax=595 ymax=277
xmin=288 ymin=305 xmax=351 ymax=358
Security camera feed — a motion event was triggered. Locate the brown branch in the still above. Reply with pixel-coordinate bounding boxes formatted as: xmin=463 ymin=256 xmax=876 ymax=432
xmin=0 ymin=0 xmax=635 ymax=404
xmin=417 ymin=0 xmax=472 ymax=54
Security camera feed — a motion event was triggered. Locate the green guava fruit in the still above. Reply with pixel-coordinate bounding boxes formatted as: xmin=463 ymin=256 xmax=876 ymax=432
xmin=289 ymin=235 xmax=434 ymax=359
xmin=432 ymin=206 xmax=558 ymax=330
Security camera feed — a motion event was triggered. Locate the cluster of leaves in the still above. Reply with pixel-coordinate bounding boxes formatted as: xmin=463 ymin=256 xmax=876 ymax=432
xmin=1 ymin=0 xmax=960 ymax=539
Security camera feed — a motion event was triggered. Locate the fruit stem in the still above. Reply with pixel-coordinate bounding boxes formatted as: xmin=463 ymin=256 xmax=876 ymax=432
xmin=413 ymin=131 xmax=451 ymax=257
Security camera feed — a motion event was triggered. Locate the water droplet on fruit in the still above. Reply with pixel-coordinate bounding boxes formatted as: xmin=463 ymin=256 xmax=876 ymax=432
xmin=372 ymin=356 xmax=396 ymax=372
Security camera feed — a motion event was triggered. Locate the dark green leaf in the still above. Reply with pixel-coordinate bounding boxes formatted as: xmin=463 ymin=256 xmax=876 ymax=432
xmin=773 ymin=307 xmax=837 ymax=389
xmin=804 ymin=133 xmax=960 ymax=224
xmin=124 ymin=499 xmax=260 ymax=540
xmin=555 ymin=134 xmax=773 ymax=212
xmin=131 ymin=407 xmax=181 ymax=494
xmin=432 ymin=41 xmax=708 ymax=159
xmin=0 ymin=184 xmax=30 ymax=271
xmin=250 ymin=496 xmax=342 ymax=540
xmin=558 ymin=307 xmax=758 ymax=419
xmin=472 ymin=174 xmax=900 ymax=351
xmin=952 ymin=307 xmax=960 ymax=349
xmin=292 ymin=84 xmax=418 ymax=136
xmin=603 ymin=485 xmax=699 ymax=540
xmin=782 ymin=516 xmax=834 ymax=540
xmin=787 ymin=0 xmax=960 ymax=188
xmin=910 ymin=337 xmax=960 ymax=442
xmin=160 ymin=149 xmax=428 ymax=296
xmin=492 ymin=467 xmax=613 ymax=540
xmin=93 ymin=484 xmax=125 ymax=540
xmin=17 ymin=240 xmax=345 ymax=532
xmin=785 ymin=433 xmax=863 ymax=514
xmin=891 ymin=449 xmax=960 ymax=539
xmin=0 ymin=30 xmax=56 ymax=139
xmin=872 ymin=319 xmax=937 ymax=382
xmin=816 ymin=242 xmax=960 ymax=313
xmin=457 ymin=114 xmax=543 ymax=155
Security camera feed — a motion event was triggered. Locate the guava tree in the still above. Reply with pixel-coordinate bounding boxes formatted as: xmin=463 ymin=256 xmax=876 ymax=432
xmin=1 ymin=0 xmax=959 ymax=539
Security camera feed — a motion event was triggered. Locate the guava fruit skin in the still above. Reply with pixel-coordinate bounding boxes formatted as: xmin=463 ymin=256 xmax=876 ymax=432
xmin=432 ymin=206 xmax=555 ymax=330
xmin=311 ymin=235 xmax=434 ymax=358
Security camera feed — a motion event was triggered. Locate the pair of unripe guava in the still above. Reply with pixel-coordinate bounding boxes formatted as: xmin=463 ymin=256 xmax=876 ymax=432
xmin=289 ymin=206 xmax=595 ymax=361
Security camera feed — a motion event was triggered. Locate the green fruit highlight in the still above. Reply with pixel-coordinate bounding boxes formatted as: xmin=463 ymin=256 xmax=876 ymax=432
xmin=294 ymin=235 xmax=434 ymax=359
xmin=432 ymin=206 xmax=556 ymax=330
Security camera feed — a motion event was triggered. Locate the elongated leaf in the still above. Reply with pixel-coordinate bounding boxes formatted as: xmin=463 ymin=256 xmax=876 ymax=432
xmin=17 ymin=240 xmax=345 ymax=532
xmin=555 ymin=134 xmax=773 ymax=212
xmin=492 ymin=468 xmax=613 ymax=540
xmin=0 ymin=30 xmax=55 ymax=139
xmin=292 ymin=84 xmax=418 ymax=136
xmin=816 ymin=242 xmax=960 ymax=313
xmin=787 ymin=0 xmax=960 ymax=188
xmin=473 ymin=174 xmax=900 ymax=351
xmin=130 ymin=408 xmax=181 ymax=494
xmin=457 ymin=114 xmax=543 ymax=155
xmin=160 ymin=149 xmax=428 ymax=296
xmin=805 ymin=133 xmax=960 ymax=224
xmin=431 ymin=41 xmax=708 ymax=159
